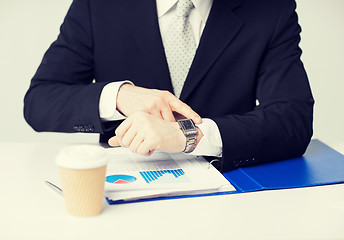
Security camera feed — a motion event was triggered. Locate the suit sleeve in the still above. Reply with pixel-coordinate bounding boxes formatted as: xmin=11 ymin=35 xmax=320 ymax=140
xmin=24 ymin=0 xmax=108 ymax=134
xmin=212 ymin=0 xmax=314 ymax=172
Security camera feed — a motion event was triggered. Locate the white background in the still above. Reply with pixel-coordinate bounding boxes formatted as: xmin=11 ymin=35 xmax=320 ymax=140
xmin=0 ymin=0 xmax=343 ymax=147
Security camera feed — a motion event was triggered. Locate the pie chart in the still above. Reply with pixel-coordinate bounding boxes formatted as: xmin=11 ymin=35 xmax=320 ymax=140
xmin=106 ymin=174 xmax=137 ymax=184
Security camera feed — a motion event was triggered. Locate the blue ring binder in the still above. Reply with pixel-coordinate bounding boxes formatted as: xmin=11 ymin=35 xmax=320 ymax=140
xmin=107 ymin=139 xmax=344 ymax=204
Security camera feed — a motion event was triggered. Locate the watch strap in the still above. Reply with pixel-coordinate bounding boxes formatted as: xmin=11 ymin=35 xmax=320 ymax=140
xmin=177 ymin=119 xmax=198 ymax=153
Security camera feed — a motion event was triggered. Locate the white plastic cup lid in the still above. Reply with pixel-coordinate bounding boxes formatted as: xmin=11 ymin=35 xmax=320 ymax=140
xmin=55 ymin=145 xmax=108 ymax=170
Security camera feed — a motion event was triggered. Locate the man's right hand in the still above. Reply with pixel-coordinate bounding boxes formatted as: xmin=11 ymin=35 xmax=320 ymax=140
xmin=116 ymin=84 xmax=202 ymax=124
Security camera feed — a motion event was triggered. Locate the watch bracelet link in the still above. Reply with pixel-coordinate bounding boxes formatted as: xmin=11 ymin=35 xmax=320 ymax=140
xmin=184 ymin=135 xmax=197 ymax=153
xmin=177 ymin=119 xmax=198 ymax=153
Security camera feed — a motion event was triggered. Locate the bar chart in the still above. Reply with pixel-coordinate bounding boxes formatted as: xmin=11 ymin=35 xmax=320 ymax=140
xmin=139 ymin=169 xmax=189 ymax=184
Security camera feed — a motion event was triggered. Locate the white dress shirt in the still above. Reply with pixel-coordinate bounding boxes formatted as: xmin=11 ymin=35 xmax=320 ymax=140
xmin=99 ymin=0 xmax=222 ymax=157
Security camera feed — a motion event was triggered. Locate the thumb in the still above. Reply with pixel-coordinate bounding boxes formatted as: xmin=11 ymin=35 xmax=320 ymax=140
xmin=108 ymin=136 xmax=120 ymax=147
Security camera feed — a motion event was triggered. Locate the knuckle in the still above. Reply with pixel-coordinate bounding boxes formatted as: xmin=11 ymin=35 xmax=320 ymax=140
xmin=181 ymin=104 xmax=190 ymax=110
xmin=155 ymin=93 xmax=165 ymax=103
xmin=121 ymin=137 xmax=130 ymax=148
xmin=137 ymin=148 xmax=148 ymax=156
xmin=161 ymin=90 xmax=171 ymax=98
xmin=148 ymin=135 xmax=160 ymax=149
xmin=148 ymin=103 xmax=157 ymax=112
xmin=129 ymin=145 xmax=137 ymax=153
xmin=170 ymin=100 xmax=181 ymax=109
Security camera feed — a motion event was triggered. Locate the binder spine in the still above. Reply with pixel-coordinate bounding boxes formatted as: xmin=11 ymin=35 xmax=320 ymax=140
xmin=223 ymin=168 xmax=264 ymax=193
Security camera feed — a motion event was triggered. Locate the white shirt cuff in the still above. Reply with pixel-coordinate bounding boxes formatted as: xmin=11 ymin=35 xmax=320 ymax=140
xmin=188 ymin=118 xmax=223 ymax=158
xmin=99 ymin=81 xmax=133 ymax=121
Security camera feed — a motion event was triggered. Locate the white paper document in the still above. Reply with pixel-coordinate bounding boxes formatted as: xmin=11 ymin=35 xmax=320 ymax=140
xmin=104 ymin=147 xmax=235 ymax=202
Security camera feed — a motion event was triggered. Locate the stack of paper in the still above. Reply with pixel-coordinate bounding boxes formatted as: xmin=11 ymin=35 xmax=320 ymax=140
xmin=104 ymin=147 xmax=235 ymax=203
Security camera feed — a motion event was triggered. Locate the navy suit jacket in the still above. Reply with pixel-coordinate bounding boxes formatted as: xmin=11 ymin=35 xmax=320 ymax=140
xmin=24 ymin=0 xmax=314 ymax=172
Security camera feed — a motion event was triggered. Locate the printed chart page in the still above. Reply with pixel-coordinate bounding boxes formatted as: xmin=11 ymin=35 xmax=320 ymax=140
xmin=104 ymin=147 xmax=235 ymax=202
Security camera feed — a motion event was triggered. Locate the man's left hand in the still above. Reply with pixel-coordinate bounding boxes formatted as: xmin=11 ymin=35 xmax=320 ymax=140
xmin=108 ymin=112 xmax=187 ymax=155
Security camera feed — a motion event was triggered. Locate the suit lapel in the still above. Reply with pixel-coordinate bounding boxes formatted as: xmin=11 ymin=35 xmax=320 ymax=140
xmin=121 ymin=0 xmax=173 ymax=92
xmin=180 ymin=0 xmax=244 ymax=101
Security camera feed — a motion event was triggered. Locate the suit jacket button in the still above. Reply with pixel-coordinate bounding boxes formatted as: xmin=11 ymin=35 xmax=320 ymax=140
xmin=79 ymin=126 xmax=85 ymax=132
xmin=85 ymin=124 xmax=95 ymax=132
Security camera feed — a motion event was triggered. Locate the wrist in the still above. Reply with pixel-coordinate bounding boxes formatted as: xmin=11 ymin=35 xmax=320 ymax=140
xmin=116 ymin=83 xmax=133 ymax=114
xmin=172 ymin=122 xmax=187 ymax=152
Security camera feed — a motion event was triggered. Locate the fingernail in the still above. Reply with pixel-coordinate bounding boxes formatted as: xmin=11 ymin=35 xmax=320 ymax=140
xmin=108 ymin=137 xmax=118 ymax=146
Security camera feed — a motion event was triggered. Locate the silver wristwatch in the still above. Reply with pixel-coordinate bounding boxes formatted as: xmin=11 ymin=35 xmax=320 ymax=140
xmin=177 ymin=119 xmax=198 ymax=153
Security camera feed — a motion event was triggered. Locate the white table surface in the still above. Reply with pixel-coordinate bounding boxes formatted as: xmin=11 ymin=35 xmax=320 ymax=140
xmin=1 ymin=141 xmax=344 ymax=240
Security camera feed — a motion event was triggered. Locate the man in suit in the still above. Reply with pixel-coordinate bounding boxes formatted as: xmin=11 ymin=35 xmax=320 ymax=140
xmin=24 ymin=0 xmax=314 ymax=172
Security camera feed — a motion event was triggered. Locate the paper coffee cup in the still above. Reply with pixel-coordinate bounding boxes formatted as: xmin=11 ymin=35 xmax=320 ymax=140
xmin=56 ymin=145 xmax=108 ymax=217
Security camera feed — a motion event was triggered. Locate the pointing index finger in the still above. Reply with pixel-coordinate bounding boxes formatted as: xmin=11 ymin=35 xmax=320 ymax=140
xmin=169 ymin=99 xmax=202 ymax=124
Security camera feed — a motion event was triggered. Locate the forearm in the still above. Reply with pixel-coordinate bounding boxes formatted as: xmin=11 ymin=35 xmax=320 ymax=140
xmin=24 ymin=81 xmax=108 ymax=134
xmin=212 ymin=98 xmax=314 ymax=172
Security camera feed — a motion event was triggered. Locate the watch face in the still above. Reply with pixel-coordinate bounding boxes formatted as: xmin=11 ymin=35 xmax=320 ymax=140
xmin=181 ymin=119 xmax=195 ymax=131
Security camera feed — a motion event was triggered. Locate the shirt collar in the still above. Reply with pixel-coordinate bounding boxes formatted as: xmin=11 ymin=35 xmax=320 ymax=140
xmin=156 ymin=0 xmax=213 ymax=23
